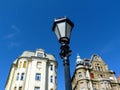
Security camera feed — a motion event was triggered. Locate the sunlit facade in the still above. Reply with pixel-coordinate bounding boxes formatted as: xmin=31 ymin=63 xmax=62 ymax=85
xmin=5 ymin=49 xmax=57 ymax=90
xmin=72 ymin=54 xmax=120 ymax=90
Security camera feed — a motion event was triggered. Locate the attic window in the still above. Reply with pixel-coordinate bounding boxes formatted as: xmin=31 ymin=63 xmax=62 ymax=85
xmin=37 ymin=53 xmax=43 ymax=57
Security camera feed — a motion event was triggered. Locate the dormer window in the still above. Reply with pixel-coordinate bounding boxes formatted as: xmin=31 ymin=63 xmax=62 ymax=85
xmin=37 ymin=53 xmax=43 ymax=57
xmin=35 ymin=49 xmax=45 ymax=57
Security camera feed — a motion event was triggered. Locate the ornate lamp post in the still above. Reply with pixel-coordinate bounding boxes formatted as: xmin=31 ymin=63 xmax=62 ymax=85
xmin=52 ymin=17 xmax=74 ymax=90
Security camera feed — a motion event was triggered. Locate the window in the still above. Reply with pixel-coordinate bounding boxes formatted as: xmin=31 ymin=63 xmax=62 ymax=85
xmin=35 ymin=73 xmax=41 ymax=81
xmin=93 ymin=84 xmax=97 ymax=90
xmin=19 ymin=62 xmax=22 ymax=68
xmin=21 ymin=73 xmax=25 ymax=80
xmin=37 ymin=53 xmax=43 ymax=57
xmin=80 ymin=82 xmax=84 ymax=84
xmin=81 ymin=87 xmax=85 ymax=90
xmin=37 ymin=62 xmax=42 ymax=68
xmin=34 ymin=87 xmax=40 ymax=90
xmin=19 ymin=87 xmax=22 ymax=90
xmin=55 ymin=76 xmax=57 ymax=84
xmin=78 ymin=72 xmax=82 ymax=78
xmin=50 ymin=65 xmax=53 ymax=71
xmin=93 ymin=88 xmax=97 ymax=90
xmin=100 ymin=74 xmax=103 ymax=78
xmin=23 ymin=61 xmax=27 ymax=68
xmin=55 ymin=66 xmax=57 ymax=72
xmin=102 ymin=88 xmax=105 ymax=90
xmin=16 ymin=73 xmax=19 ymax=80
xmin=98 ymin=66 xmax=101 ymax=71
xmin=96 ymin=64 xmax=102 ymax=71
xmin=95 ymin=65 xmax=97 ymax=70
xmin=90 ymin=73 xmax=94 ymax=78
xmin=14 ymin=87 xmax=17 ymax=90
xmin=109 ymin=76 xmax=113 ymax=80
xmin=50 ymin=76 xmax=53 ymax=83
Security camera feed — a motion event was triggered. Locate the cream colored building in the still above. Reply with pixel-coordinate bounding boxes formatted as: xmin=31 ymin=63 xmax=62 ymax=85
xmin=72 ymin=54 xmax=120 ymax=90
xmin=5 ymin=49 xmax=57 ymax=90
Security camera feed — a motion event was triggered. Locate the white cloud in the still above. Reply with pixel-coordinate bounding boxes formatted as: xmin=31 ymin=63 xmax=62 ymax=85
xmin=3 ymin=25 xmax=21 ymax=48
xmin=8 ymin=42 xmax=20 ymax=48
xmin=4 ymin=33 xmax=16 ymax=39
xmin=11 ymin=25 xmax=20 ymax=33
xmin=3 ymin=25 xmax=20 ymax=39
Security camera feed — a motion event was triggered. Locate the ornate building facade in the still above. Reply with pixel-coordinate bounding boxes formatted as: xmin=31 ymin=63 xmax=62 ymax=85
xmin=5 ymin=49 xmax=57 ymax=90
xmin=72 ymin=54 xmax=120 ymax=90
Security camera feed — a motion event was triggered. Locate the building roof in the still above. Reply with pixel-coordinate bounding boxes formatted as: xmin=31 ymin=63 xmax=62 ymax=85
xmin=20 ymin=51 xmax=35 ymax=57
xmin=13 ymin=49 xmax=57 ymax=64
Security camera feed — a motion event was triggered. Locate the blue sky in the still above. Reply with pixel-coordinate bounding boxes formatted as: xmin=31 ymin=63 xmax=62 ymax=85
xmin=0 ymin=0 xmax=120 ymax=90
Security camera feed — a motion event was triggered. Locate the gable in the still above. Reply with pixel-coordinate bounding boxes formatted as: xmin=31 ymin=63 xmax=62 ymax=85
xmin=91 ymin=54 xmax=108 ymax=71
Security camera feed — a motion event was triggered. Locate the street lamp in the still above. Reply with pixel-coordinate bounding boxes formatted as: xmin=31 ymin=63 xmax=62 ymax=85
xmin=52 ymin=17 xmax=74 ymax=90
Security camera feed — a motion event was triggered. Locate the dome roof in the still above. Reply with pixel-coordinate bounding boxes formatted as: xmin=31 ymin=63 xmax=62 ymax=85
xmin=76 ymin=54 xmax=84 ymax=66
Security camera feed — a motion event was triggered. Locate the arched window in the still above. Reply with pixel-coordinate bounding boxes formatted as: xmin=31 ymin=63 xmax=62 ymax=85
xmin=97 ymin=64 xmax=102 ymax=71
xmin=101 ymin=66 xmax=103 ymax=71
xmin=95 ymin=63 xmax=102 ymax=71
xmin=78 ymin=72 xmax=82 ymax=78
xmin=50 ymin=65 xmax=53 ymax=71
xmin=94 ymin=64 xmax=97 ymax=70
xmin=98 ymin=66 xmax=101 ymax=71
xmin=19 ymin=61 xmax=22 ymax=68
xmin=23 ymin=61 xmax=27 ymax=68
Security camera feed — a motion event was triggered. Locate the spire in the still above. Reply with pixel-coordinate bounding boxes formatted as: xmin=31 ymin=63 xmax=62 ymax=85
xmin=76 ymin=54 xmax=83 ymax=66
xmin=76 ymin=53 xmax=80 ymax=59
